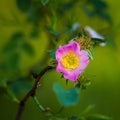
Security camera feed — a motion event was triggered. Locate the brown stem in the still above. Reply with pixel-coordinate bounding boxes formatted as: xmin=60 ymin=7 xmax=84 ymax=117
xmin=16 ymin=66 xmax=53 ymax=120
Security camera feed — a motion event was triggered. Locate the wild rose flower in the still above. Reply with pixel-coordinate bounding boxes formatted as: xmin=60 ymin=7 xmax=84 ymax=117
xmin=56 ymin=41 xmax=89 ymax=82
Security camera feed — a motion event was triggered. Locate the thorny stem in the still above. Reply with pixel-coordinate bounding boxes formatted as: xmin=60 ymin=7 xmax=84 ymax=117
xmin=16 ymin=66 xmax=53 ymax=120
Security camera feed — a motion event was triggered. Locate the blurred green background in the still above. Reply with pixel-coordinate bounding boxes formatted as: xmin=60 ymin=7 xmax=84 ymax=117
xmin=0 ymin=0 xmax=120 ymax=120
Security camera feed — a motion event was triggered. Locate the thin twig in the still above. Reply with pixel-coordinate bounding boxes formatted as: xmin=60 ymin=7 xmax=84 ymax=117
xmin=16 ymin=66 xmax=53 ymax=120
xmin=33 ymin=96 xmax=46 ymax=112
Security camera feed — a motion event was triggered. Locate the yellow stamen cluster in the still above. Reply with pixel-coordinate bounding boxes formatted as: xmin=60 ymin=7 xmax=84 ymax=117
xmin=61 ymin=51 xmax=80 ymax=70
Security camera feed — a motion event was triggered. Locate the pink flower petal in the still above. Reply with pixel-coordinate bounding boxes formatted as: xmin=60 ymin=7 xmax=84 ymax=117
xmin=66 ymin=41 xmax=81 ymax=55
xmin=56 ymin=46 xmax=66 ymax=61
xmin=79 ymin=50 xmax=89 ymax=70
xmin=56 ymin=63 xmax=67 ymax=73
xmin=64 ymin=72 xmax=78 ymax=82
xmin=64 ymin=69 xmax=82 ymax=82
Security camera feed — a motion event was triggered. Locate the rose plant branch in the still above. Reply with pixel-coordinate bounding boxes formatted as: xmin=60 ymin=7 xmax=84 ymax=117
xmin=16 ymin=32 xmax=95 ymax=120
xmin=16 ymin=66 xmax=53 ymax=120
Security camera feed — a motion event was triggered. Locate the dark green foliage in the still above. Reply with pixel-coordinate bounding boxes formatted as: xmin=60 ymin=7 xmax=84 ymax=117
xmin=0 ymin=78 xmax=19 ymax=102
xmin=68 ymin=115 xmax=78 ymax=120
xmin=81 ymin=80 xmax=91 ymax=90
xmin=3 ymin=32 xmax=24 ymax=54
xmin=75 ymin=79 xmax=91 ymax=90
xmin=81 ymin=6 xmax=96 ymax=17
xmin=16 ymin=0 xmax=31 ymax=12
xmin=3 ymin=51 xmax=20 ymax=72
xmin=5 ymin=53 xmax=20 ymax=70
xmin=78 ymin=29 xmax=88 ymax=37
xmin=105 ymin=35 xmax=116 ymax=48
xmin=49 ymin=49 xmax=56 ymax=59
xmin=58 ymin=2 xmax=74 ymax=15
xmin=89 ymin=0 xmax=108 ymax=10
xmin=75 ymin=75 xmax=91 ymax=90
xmin=10 ymin=32 xmax=25 ymax=41
xmin=21 ymin=42 xmax=34 ymax=55
xmin=3 ymin=32 xmax=24 ymax=53
xmin=10 ymin=77 xmax=33 ymax=95
xmin=82 ymin=0 xmax=112 ymax=23
xmin=30 ymin=27 xmax=39 ymax=39
xmin=0 ymin=31 xmax=35 ymax=86
xmin=49 ymin=28 xmax=59 ymax=37
xmin=91 ymin=38 xmax=104 ymax=43
xmin=2 ymin=32 xmax=34 ymax=70
xmin=41 ymin=0 xmax=50 ymax=6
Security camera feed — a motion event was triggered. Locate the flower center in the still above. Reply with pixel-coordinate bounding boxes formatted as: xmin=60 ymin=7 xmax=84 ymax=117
xmin=61 ymin=51 xmax=80 ymax=70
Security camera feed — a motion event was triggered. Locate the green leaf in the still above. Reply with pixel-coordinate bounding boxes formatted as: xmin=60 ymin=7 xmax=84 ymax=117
xmin=86 ymin=114 xmax=112 ymax=120
xmin=22 ymin=42 xmax=34 ymax=55
xmin=53 ymin=83 xmax=80 ymax=106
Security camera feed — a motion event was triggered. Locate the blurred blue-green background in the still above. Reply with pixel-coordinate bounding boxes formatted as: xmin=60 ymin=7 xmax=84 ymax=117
xmin=0 ymin=0 xmax=120 ymax=120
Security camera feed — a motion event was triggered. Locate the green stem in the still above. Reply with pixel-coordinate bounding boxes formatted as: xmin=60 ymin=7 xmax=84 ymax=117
xmin=33 ymin=96 xmax=45 ymax=112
